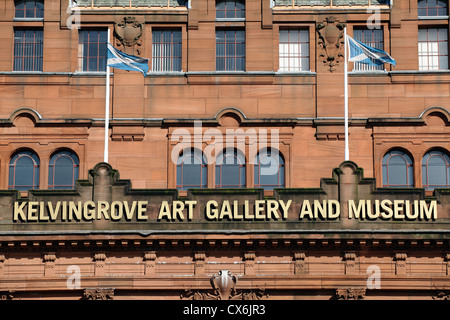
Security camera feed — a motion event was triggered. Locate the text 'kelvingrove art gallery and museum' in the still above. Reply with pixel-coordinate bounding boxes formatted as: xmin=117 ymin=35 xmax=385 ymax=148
xmin=0 ymin=0 xmax=449 ymax=301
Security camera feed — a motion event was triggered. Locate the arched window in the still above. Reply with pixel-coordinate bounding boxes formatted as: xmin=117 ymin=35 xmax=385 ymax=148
xmin=15 ymin=0 xmax=44 ymax=18
xmin=254 ymin=148 xmax=285 ymax=190
xmin=382 ymin=150 xmax=414 ymax=188
xmin=216 ymin=0 xmax=245 ymax=19
xmin=48 ymin=150 xmax=79 ymax=190
xmin=176 ymin=148 xmax=207 ymax=191
xmin=8 ymin=150 xmax=40 ymax=191
xmin=422 ymin=149 xmax=450 ymax=190
xmin=215 ymin=148 xmax=246 ymax=188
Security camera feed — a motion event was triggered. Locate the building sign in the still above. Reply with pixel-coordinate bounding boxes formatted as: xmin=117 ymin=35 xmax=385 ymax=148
xmin=0 ymin=162 xmax=447 ymax=233
xmin=12 ymin=199 xmax=438 ymax=223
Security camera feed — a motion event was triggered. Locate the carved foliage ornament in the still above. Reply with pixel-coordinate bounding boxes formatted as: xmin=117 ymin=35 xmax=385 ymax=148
xmin=335 ymin=288 xmax=366 ymax=300
xmin=82 ymin=288 xmax=114 ymax=300
xmin=316 ymin=16 xmax=346 ymax=72
xmin=114 ymin=17 xmax=143 ymax=55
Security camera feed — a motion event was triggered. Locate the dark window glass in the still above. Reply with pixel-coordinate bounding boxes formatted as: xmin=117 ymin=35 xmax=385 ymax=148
xmin=48 ymin=150 xmax=79 ymax=190
xmin=152 ymin=28 xmax=182 ymax=72
xmin=418 ymin=0 xmax=448 ymax=16
xmin=15 ymin=0 xmax=44 ymax=19
xmin=353 ymin=28 xmax=384 ymax=71
xmin=13 ymin=28 xmax=43 ymax=71
xmin=215 ymin=148 xmax=246 ymax=188
xmin=78 ymin=29 xmax=107 ymax=72
xmin=216 ymin=0 xmax=245 ymax=19
xmin=9 ymin=150 xmax=40 ymax=191
xmin=422 ymin=150 xmax=450 ymax=190
xmin=176 ymin=148 xmax=207 ymax=191
xmin=382 ymin=150 xmax=414 ymax=188
xmin=254 ymin=148 xmax=285 ymax=191
xmin=216 ymin=29 xmax=245 ymax=71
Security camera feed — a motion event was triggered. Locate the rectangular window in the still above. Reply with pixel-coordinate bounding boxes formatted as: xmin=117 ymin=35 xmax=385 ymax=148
xmin=216 ymin=29 xmax=245 ymax=71
xmin=418 ymin=0 xmax=448 ymax=16
xmin=13 ymin=28 xmax=43 ymax=71
xmin=78 ymin=29 xmax=107 ymax=72
xmin=15 ymin=0 xmax=44 ymax=19
xmin=418 ymin=27 xmax=448 ymax=70
xmin=152 ymin=28 xmax=182 ymax=72
xmin=279 ymin=28 xmax=310 ymax=72
xmin=353 ymin=28 xmax=385 ymax=71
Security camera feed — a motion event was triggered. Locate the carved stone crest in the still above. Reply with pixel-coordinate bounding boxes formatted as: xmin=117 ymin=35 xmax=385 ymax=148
xmin=114 ymin=17 xmax=143 ymax=55
xmin=316 ymin=16 xmax=346 ymax=72
xmin=181 ymin=270 xmax=268 ymax=300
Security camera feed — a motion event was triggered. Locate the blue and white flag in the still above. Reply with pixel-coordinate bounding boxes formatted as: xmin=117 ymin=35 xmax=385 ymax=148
xmin=107 ymin=43 xmax=149 ymax=76
xmin=347 ymin=36 xmax=396 ymax=67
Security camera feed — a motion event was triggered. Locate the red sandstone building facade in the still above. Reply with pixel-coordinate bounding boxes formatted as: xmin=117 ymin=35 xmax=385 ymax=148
xmin=0 ymin=0 xmax=448 ymax=300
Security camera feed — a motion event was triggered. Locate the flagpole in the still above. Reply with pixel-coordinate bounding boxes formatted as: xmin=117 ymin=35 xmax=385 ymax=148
xmin=104 ymin=28 xmax=111 ymax=163
xmin=344 ymin=26 xmax=349 ymax=162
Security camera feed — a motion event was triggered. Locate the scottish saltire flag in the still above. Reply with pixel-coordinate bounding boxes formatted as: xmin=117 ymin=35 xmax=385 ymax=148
xmin=347 ymin=36 xmax=396 ymax=67
xmin=107 ymin=43 xmax=149 ymax=76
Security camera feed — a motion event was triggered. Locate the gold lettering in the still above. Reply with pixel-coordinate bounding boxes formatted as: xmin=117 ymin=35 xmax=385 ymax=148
xmin=158 ymin=201 xmax=171 ymax=221
xmin=28 ymin=202 xmax=39 ymax=221
xmin=83 ymin=201 xmax=95 ymax=221
xmin=206 ymin=200 xmax=218 ymax=220
xmin=14 ymin=202 xmax=26 ymax=222
xmin=279 ymin=200 xmax=292 ymax=219
xmin=110 ymin=201 xmax=123 ymax=221
xmin=97 ymin=201 xmax=110 ymax=220
xmin=299 ymin=200 xmax=313 ymax=220
xmin=185 ymin=200 xmax=197 ymax=221
xmin=266 ymin=200 xmax=279 ymax=220
xmin=254 ymin=200 xmax=265 ymax=220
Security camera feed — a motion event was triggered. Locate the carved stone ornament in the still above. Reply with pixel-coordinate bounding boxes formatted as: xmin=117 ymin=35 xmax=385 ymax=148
xmin=181 ymin=270 xmax=268 ymax=300
xmin=82 ymin=288 xmax=115 ymax=300
xmin=114 ymin=17 xmax=143 ymax=55
xmin=335 ymin=288 xmax=366 ymax=300
xmin=316 ymin=16 xmax=346 ymax=72
xmin=432 ymin=291 xmax=450 ymax=300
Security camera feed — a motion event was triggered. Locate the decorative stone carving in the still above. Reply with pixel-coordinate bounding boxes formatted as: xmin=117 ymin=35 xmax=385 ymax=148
xmin=211 ymin=270 xmax=238 ymax=300
xmin=0 ymin=290 xmax=14 ymax=300
xmin=143 ymin=251 xmax=157 ymax=276
xmin=335 ymin=288 xmax=366 ymax=300
xmin=181 ymin=270 xmax=268 ymax=300
xmin=82 ymin=288 xmax=114 ymax=300
xmin=316 ymin=16 xmax=346 ymax=72
xmin=43 ymin=253 xmax=56 ymax=276
xmin=243 ymin=252 xmax=256 ymax=275
xmin=344 ymin=252 xmax=356 ymax=275
xmin=0 ymin=254 xmax=5 ymax=275
xmin=432 ymin=285 xmax=450 ymax=300
xmin=394 ymin=252 xmax=407 ymax=275
xmin=293 ymin=252 xmax=307 ymax=274
xmin=94 ymin=252 xmax=107 ymax=276
xmin=445 ymin=253 xmax=450 ymax=276
xmin=194 ymin=252 xmax=206 ymax=275
xmin=114 ymin=17 xmax=144 ymax=55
